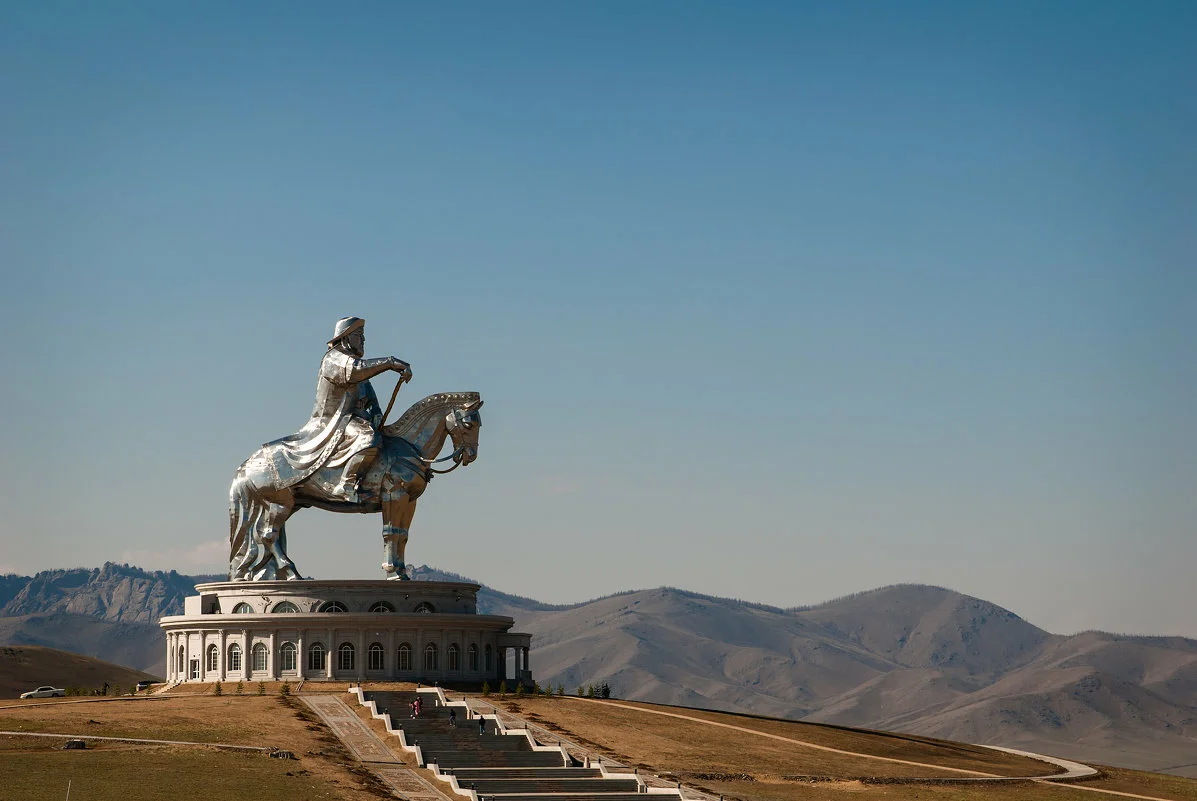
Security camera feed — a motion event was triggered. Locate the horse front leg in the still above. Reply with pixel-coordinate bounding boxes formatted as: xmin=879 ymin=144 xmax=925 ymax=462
xmin=381 ymin=496 xmax=411 ymax=580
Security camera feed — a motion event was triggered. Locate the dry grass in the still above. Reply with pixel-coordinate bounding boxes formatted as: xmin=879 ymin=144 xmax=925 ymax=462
xmin=477 ymin=695 xmax=1197 ymax=801
xmin=0 ymin=694 xmax=393 ymax=800
xmin=492 ymin=696 xmax=1048 ymax=779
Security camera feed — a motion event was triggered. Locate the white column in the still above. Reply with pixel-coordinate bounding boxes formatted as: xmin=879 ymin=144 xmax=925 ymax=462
xmin=415 ymin=628 xmax=424 ymax=681
xmin=385 ymin=629 xmax=395 ymax=679
xmin=298 ymin=630 xmax=305 ymax=679
xmin=219 ymin=631 xmax=227 ymax=681
xmin=356 ymin=629 xmax=365 ymax=681
xmin=242 ymin=629 xmax=249 ymax=679
xmin=183 ymin=633 xmax=191 ymax=681
xmin=269 ymin=631 xmax=278 ymax=680
xmin=325 ymin=629 xmax=334 ymax=679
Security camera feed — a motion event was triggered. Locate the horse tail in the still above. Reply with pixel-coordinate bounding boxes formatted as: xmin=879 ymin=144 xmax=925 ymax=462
xmin=228 ymin=471 xmax=265 ymax=580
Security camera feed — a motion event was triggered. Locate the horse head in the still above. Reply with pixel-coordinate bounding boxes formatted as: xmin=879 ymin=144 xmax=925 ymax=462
xmin=444 ymin=398 xmax=483 ymax=467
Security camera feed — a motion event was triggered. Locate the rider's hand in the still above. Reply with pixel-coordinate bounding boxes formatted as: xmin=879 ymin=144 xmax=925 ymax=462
xmin=391 ymin=357 xmax=409 ymax=371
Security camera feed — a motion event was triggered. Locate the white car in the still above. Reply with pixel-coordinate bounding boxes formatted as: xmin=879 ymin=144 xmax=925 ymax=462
xmin=20 ymin=686 xmax=65 ymax=699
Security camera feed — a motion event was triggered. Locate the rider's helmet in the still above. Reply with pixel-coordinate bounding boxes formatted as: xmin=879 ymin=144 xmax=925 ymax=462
xmin=328 ymin=316 xmax=365 ymax=347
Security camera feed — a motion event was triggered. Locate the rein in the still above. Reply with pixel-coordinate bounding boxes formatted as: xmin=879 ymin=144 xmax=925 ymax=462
xmin=378 ymin=371 xmax=411 ymax=430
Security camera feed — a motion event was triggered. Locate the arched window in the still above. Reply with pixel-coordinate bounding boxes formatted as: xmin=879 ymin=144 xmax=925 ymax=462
xmin=228 ymin=643 xmax=242 ymax=672
xmin=280 ymin=642 xmax=297 ymax=672
xmin=447 ymin=643 xmax=460 ymax=672
xmin=413 ymin=602 xmax=435 ymax=614
xmin=368 ymin=642 xmax=384 ymax=671
xmin=176 ymin=646 xmax=185 ymax=673
xmin=232 ymin=602 xmax=254 ymax=614
xmin=368 ymin=601 xmax=394 ymax=613
xmin=252 ymin=642 xmax=268 ymax=673
xmin=485 ymin=644 xmax=493 ymax=671
xmin=206 ymin=644 xmax=219 ymax=673
xmin=308 ymin=643 xmax=326 ymax=671
xmin=319 ymin=601 xmax=348 ymax=613
xmin=271 ymin=601 xmax=300 ymax=613
xmin=397 ymin=643 xmax=412 ymax=671
xmin=424 ymin=642 xmax=438 ymax=671
xmin=467 ymin=644 xmax=479 ymax=672
xmin=338 ymin=642 xmax=355 ymax=671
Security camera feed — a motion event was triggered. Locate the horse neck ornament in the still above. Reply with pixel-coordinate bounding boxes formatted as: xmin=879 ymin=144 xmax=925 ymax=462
xmin=228 ymin=391 xmax=483 ymax=582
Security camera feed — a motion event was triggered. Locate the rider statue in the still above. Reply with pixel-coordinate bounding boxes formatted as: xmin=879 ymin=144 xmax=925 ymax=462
xmin=274 ymin=316 xmax=412 ymax=502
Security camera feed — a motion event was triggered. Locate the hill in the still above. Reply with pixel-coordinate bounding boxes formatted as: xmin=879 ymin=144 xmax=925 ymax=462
xmin=0 ymin=564 xmax=209 ymax=676
xmin=497 ymin=584 xmax=1197 ymax=777
xmin=3 ymin=565 xmax=1194 ymax=776
xmin=0 ymin=645 xmax=157 ymax=697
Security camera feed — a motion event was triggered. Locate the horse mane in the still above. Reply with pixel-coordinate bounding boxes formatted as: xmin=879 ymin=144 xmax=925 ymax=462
xmin=383 ymin=391 xmax=480 ymax=442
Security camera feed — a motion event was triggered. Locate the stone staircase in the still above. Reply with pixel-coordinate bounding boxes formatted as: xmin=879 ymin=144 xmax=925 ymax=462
xmin=359 ymin=689 xmax=683 ymax=801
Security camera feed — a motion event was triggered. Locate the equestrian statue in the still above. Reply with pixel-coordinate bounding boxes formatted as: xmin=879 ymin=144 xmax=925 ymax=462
xmin=228 ymin=316 xmax=482 ymax=581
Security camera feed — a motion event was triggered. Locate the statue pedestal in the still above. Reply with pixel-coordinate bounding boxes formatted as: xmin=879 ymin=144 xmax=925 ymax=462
xmin=159 ymin=579 xmax=531 ymax=686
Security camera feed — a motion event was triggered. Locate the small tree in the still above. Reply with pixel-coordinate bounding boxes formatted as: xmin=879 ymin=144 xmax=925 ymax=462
xmin=576 ymin=686 xmax=584 ymax=697
xmin=599 ymin=682 xmax=611 ymax=699
xmin=236 ymin=680 xmax=244 ymax=695
xmin=556 ymin=683 xmax=564 ymax=696
xmin=515 ymin=683 xmax=525 ymax=696
xmin=498 ymin=680 xmax=507 ymax=696
xmin=257 ymin=680 xmax=266 ymax=696
xmin=113 ymin=685 xmax=122 ymax=697
xmin=481 ymin=681 xmax=491 ymax=697
xmin=586 ymin=684 xmax=595 ymax=698
xmin=279 ymin=682 xmax=291 ymax=697
xmin=213 ymin=680 xmax=223 ymax=696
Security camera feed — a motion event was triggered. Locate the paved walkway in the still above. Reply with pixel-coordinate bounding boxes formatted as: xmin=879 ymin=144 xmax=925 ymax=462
xmin=302 ymin=694 xmax=451 ymax=801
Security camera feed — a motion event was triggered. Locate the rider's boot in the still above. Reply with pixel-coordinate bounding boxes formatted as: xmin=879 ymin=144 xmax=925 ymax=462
xmin=334 ymin=447 xmax=378 ymax=502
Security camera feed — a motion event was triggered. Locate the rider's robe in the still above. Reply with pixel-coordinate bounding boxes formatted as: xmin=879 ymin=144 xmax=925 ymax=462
xmin=267 ymin=348 xmax=383 ymax=489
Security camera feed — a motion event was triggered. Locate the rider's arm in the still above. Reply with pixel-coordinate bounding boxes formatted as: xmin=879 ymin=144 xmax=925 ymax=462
xmin=322 ymin=350 xmax=407 ymax=386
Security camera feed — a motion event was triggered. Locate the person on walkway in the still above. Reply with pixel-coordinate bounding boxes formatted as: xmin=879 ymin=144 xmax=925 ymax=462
xmin=448 ymin=708 xmax=456 ymax=727
xmin=410 ymin=699 xmax=416 ymax=718
xmin=478 ymin=716 xmax=486 ymax=736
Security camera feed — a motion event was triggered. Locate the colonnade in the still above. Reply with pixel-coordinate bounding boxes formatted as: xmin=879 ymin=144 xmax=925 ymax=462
xmin=163 ymin=627 xmax=525 ymax=684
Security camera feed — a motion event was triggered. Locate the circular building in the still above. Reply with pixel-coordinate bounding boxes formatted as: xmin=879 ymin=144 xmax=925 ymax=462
xmin=158 ymin=580 xmax=532 ymax=686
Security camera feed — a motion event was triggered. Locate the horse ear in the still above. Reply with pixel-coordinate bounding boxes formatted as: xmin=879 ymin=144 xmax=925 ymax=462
xmin=466 ymin=399 xmax=484 ymax=411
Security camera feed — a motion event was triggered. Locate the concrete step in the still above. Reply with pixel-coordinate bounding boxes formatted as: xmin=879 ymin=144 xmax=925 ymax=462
xmin=450 ymin=769 xmax=604 ymax=780
xmin=480 ymin=795 xmax=679 ymax=801
xmin=462 ymin=780 xmax=639 ymax=794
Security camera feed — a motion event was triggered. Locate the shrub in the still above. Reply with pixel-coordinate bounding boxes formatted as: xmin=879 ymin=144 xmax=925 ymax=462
xmin=236 ymin=680 xmax=244 ymax=695
xmin=481 ymin=681 xmax=491 ymax=696
xmin=257 ymin=681 xmax=266 ymax=696
xmin=586 ymin=684 xmax=595 ymax=698
xmin=498 ymin=680 xmax=507 ymax=696
xmin=213 ymin=681 xmax=223 ymax=696
xmin=279 ymin=682 xmax=290 ymax=697
xmin=599 ymin=682 xmax=611 ymax=699
xmin=515 ymin=683 xmax=525 ymax=696
xmin=576 ymin=686 xmax=584 ymax=697
xmin=556 ymin=683 xmax=564 ymax=696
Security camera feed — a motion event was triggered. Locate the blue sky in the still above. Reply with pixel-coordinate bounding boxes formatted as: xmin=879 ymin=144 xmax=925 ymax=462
xmin=1 ymin=2 xmax=1194 ymax=636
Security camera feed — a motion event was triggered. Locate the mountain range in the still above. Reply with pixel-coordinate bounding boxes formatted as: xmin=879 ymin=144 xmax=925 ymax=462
xmin=1 ymin=563 xmax=1194 ymax=776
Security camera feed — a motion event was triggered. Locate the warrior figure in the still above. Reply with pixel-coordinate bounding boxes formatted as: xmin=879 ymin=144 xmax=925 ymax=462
xmin=275 ymin=316 xmax=411 ymax=501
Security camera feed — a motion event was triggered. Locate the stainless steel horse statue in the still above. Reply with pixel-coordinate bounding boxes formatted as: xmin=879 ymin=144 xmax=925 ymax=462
xmin=227 ymin=317 xmax=482 ymax=581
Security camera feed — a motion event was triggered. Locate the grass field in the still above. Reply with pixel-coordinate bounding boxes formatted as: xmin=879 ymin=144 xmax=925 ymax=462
xmin=0 ymin=693 xmax=391 ymax=801
xmin=3 ymin=685 xmax=1196 ymax=801
xmin=484 ymin=695 xmax=1197 ymax=801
